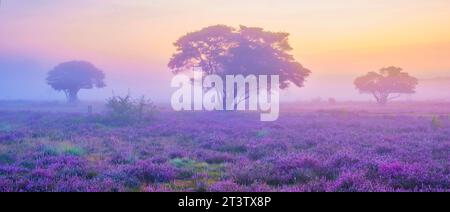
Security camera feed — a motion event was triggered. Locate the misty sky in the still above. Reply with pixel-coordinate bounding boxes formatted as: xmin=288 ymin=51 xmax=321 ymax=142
xmin=1 ymin=0 xmax=450 ymax=102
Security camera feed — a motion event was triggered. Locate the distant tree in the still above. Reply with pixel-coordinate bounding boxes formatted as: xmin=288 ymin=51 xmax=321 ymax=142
xmin=47 ymin=61 xmax=106 ymax=103
xmin=328 ymin=98 xmax=337 ymax=105
xmin=354 ymin=66 xmax=418 ymax=105
xmin=168 ymin=25 xmax=311 ymax=104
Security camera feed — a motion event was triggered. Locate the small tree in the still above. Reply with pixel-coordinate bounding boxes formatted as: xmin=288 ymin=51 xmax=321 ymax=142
xmin=47 ymin=61 xmax=106 ymax=103
xmin=354 ymin=66 xmax=418 ymax=105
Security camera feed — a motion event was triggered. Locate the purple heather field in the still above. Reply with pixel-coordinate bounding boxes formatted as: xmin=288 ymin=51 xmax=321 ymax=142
xmin=0 ymin=101 xmax=448 ymax=192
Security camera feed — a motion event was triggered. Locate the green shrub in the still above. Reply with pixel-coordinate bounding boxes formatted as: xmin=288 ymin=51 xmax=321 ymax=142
xmin=105 ymin=95 xmax=157 ymax=125
xmin=63 ymin=146 xmax=85 ymax=156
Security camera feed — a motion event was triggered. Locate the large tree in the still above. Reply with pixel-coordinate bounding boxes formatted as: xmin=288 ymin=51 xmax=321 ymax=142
xmin=168 ymin=25 xmax=311 ymax=103
xmin=354 ymin=66 xmax=418 ymax=105
xmin=47 ymin=61 xmax=106 ymax=103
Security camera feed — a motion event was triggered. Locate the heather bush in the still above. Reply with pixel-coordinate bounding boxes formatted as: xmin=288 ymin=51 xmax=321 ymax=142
xmin=55 ymin=177 xmax=119 ymax=192
xmin=208 ymin=181 xmax=243 ymax=192
xmin=245 ymin=182 xmax=273 ymax=192
xmin=124 ymin=160 xmax=176 ymax=184
xmin=230 ymin=160 xmax=271 ymax=186
xmin=105 ymin=169 xmax=141 ymax=189
xmin=265 ymin=154 xmax=326 ymax=185
xmin=247 ymin=140 xmax=288 ymax=160
xmin=195 ymin=150 xmax=234 ymax=164
xmin=377 ymin=161 xmax=449 ymax=191
xmin=281 ymin=178 xmax=330 ymax=192
xmin=168 ymin=151 xmax=187 ymax=159
xmin=230 ymin=154 xmax=333 ymax=187
xmin=25 ymin=168 xmax=57 ymax=192
xmin=0 ymin=165 xmax=28 ymax=176
xmin=144 ymin=184 xmax=173 ymax=192
xmin=109 ymin=154 xmax=136 ymax=165
xmin=330 ymin=171 xmax=377 ymax=192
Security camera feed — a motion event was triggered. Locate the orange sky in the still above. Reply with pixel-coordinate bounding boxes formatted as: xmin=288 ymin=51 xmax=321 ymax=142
xmin=1 ymin=0 xmax=450 ymax=100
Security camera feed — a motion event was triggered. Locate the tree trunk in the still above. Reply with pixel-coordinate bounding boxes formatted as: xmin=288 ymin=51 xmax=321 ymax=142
xmin=378 ymin=97 xmax=388 ymax=105
xmin=67 ymin=89 xmax=80 ymax=103
xmin=372 ymin=92 xmax=388 ymax=105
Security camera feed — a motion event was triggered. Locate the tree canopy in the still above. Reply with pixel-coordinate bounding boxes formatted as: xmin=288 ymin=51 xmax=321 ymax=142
xmin=168 ymin=25 xmax=311 ymax=89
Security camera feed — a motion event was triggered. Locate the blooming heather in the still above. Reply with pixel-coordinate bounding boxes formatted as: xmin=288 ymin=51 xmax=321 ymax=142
xmin=0 ymin=109 xmax=448 ymax=192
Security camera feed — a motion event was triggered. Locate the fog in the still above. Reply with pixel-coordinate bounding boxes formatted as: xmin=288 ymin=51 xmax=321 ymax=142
xmin=0 ymin=55 xmax=174 ymax=103
xmin=1 ymin=55 xmax=449 ymax=103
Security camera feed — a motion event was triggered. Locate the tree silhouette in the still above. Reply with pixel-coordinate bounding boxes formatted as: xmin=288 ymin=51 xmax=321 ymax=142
xmin=354 ymin=66 xmax=418 ymax=105
xmin=47 ymin=61 xmax=106 ymax=103
xmin=168 ymin=25 xmax=311 ymax=104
